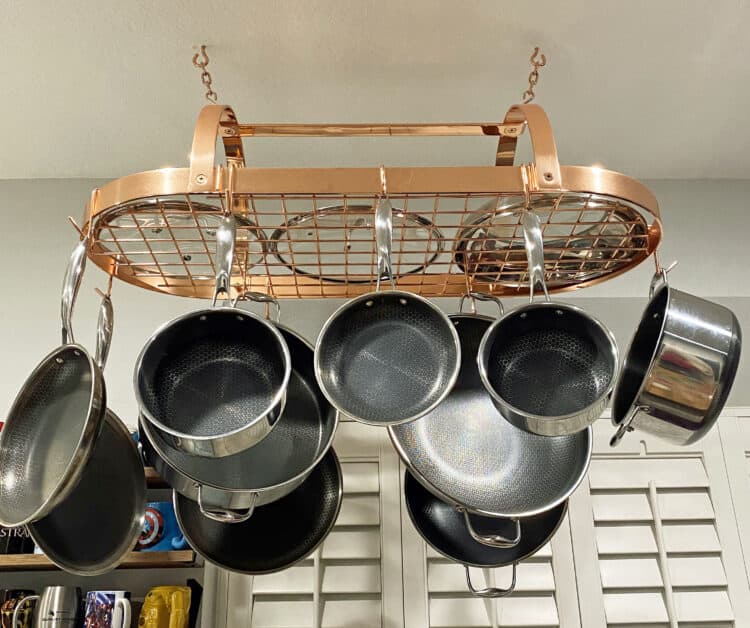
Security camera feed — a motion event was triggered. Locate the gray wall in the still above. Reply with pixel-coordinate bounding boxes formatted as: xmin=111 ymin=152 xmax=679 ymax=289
xmin=1 ymin=178 xmax=748 ymax=427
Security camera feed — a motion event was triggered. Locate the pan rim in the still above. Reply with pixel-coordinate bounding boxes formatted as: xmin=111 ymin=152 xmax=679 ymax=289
xmin=134 ymin=305 xmax=292 ymax=444
xmin=403 ymin=470 xmax=569 ymax=568
xmin=0 ymin=342 xmax=103 ymax=527
xmin=477 ymin=300 xmax=619 ymax=427
xmin=174 ymin=450 xmax=343 ymax=575
xmin=314 ymin=289 xmax=461 ymax=426
xmin=28 ymin=409 xmax=146 ymax=576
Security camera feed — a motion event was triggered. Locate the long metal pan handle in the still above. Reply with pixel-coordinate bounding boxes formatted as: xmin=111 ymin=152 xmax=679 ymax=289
xmin=12 ymin=594 xmax=40 ymax=628
xmin=95 ymin=294 xmax=114 ymax=371
xmin=495 ymin=104 xmax=561 ymax=190
xmin=375 ymin=170 xmax=395 ymax=291
xmin=465 ymin=563 xmax=517 ymax=598
xmin=459 ymin=292 xmax=504 ymax=316
xmin=523 ymin=210 xmax=550 ymax=303
xmin=61 ymin=239 xmax=88 ymax=345
xmin=197 ymin=485 xmax=259 ymax=524
xmin=460 ymin=508 xmax=521 ymax=548
xmin=212 ymin=214 xmax=237 ymax=306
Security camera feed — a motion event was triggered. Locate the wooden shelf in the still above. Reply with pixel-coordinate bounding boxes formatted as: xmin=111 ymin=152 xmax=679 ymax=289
xmin=0 ymin=551 xmax=197 ymax=571
xmin=145 ymin=466 xmax=169 ymax=488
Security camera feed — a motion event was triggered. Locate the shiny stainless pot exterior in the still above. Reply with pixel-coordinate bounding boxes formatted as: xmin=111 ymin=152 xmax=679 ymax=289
xmin=611 ymin=285 xmax=741 ymax=446
xmin=139 ymin=418 xmax=306 ymax=514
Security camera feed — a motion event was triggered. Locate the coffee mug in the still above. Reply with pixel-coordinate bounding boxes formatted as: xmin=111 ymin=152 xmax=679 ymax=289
xmin=84 ymin=590 xmax=131 ymax=628
xmin=137 ymin=502 xmax=188 ymax=552
xmin=0 ymin=591 xmax=34 ymax=628
xmin=12 ymin=587 xmax=80 ymax=628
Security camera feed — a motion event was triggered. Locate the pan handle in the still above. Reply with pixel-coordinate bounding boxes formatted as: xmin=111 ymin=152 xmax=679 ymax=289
xmin=234 ymin=291 xmax=282 ymax=322
xmin=212 ymin=214 xmax=236 ymax=307
xmin=465 ymin=563 xmax=517 ymax=598
xmin=61 ymin=238 xmax=88 ymax=345
xmin=610 ymin=404 xmax=647 ymax=447
xmin=197 ymin=485 xmax=258 ymax=523
xmin=459 ymin=292 xmax=504 ymax=317
xmin=459 ymin=508 xmax=521 ymax=548
xmin=375 ymin=166 xmax=396 ymax=291
xmin=94 ymin=294 xmax=114 ymax=371
xmin=522 ymin=209 xmax=550 ymax=303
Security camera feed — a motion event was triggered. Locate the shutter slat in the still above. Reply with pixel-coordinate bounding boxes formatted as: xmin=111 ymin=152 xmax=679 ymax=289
xmin=599 ymin=558 xmax=663 ymax=588
xmin=321 ymin=529 xmax=381 ymax=559
xmin=603 ymin=592 xmax=669 ymax=623
xmin=589 ymin=459 xmax=709 ymax=490
xmin=337 ymin=495 xmax=380 ymax=526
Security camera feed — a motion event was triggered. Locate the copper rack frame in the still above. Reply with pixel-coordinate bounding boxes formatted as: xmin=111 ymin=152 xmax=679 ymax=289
xmin=82 ymin=104 xmax=662 ymax=300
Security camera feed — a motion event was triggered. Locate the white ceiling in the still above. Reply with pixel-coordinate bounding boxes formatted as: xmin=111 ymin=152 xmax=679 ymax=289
xmin=2 ymin=0 xmax=749 ymax=179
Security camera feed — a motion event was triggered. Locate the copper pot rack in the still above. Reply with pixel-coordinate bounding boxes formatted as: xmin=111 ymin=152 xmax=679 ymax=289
xmin=81 ymin=103 xmax=661 ymax=300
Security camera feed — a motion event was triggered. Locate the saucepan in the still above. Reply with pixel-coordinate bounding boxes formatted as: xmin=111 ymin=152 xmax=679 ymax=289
xmin=135 ymin=212 xmax=291 ymax=457
xmin=610 ymin=268 xmax=741 ymax=446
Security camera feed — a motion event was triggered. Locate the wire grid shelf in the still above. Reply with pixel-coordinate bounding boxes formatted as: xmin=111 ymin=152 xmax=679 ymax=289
xmin=88 ymin=188 xmax=657 ymax=299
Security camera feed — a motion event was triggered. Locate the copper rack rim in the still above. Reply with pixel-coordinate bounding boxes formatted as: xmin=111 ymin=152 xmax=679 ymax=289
xmin=234 ymin=122 xmax=527 ymax=137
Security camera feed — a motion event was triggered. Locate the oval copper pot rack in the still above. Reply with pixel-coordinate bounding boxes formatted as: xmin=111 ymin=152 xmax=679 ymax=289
xmin=81 ymin=103 xmax=661 ymax=300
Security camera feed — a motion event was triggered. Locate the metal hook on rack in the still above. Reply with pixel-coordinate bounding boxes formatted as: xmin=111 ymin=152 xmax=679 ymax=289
xmin=522 ymin=46 xmax=547 ymax=104
xmin=192 ymin=44 xmax=218 ymax=103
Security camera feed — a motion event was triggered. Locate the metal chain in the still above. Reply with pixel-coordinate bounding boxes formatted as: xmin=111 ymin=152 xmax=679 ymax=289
xmin=522 ymin=47 xmax=547 ymax=104
xmin=192 ymin=45 xmax=218 ymax=103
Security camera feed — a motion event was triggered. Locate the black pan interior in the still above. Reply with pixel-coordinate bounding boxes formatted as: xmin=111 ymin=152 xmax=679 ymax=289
xmin=29 ymin=411 xmax=145 ymax=574
xmin=175 ymin=449 xmax=342 ymax=574
xmin=612 ymin=286 xmax=668 ymax=422
xmin=137 ymin=309 xmax=288 ymax=437
xmin=316 ymin=292 xmax=458 ymax=423
xmin=485 ymin=304 xmax=615 ymax=416
xmin=404 ymin=471 xmax=567 ymax=568
xmin=143 ymin=326 xmax=336 ymax=489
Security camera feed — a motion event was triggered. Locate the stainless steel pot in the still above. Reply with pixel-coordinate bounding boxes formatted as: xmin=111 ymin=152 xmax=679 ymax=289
xmin=610 ymin=270 xmax=742 ymax=446
xmin=135 ymin=214 xmax=291 ymax=458
xmin=478 ymin=210 xmax=619 ymax=436
xmin=139 ymin=317 xmax=337 ymax=523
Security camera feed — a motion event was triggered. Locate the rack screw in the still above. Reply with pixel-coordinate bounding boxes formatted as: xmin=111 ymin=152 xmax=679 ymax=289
xmin=195 ymin=174 xmax=208 ymax=184
xmin=543 ymin=172 xmax=554 ymax=181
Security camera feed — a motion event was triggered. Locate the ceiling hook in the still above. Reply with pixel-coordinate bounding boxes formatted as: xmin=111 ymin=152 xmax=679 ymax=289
xmin=192 ymin=45 xmax=209 ymax=69
xmin=530 ymin=47 xmax=546 ymax=67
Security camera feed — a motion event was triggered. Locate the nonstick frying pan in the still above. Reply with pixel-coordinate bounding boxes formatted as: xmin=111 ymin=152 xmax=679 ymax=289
xmin=174 ymin=449 xmax=342 ymax=574
xmin=404 ymin=470 xmax=567 ymax=598
xmin=0 ymin=238 xmax=107 ymax=526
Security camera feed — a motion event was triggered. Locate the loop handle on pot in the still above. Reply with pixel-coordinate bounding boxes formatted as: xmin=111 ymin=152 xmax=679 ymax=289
xmin=609 ymin=404 xmax=645 ymax=447
xmin=522 ymin=209 xmax=550 ymax=303
xmin=212 ymin=213 xmax=237 ymax=307
xmin=94 ymin=293 xmax=114 ymax=371
xmin=234 ymin=291 xmax=282 ymax=322
xmin=61 ymin=238 xmax=89 ymax=345
xmin=460 ymin=508 xmax=521 ymax=548
xmin=12 ymin=594 xmax=39 ymax=628
xmin=197 ymin=485 xmax=258 ymax=523
xmin=464 ymin=563 xmax=517 ymax=598
xmin=459 ymin=292 xmax=504 ymax=317
xmin=495 ymin=104 xmax=561 ymax=190
xmin=375 ymin=166 xmax=395 ymax=291
xmin=188 ymin=105 xmax=244 ymax=193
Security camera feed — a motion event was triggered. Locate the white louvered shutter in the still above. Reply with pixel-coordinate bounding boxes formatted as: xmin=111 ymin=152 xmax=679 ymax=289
xmin=569 ymin=416 xmax=750 ymax=627
xmin=206 ymin=421 xmax=405 ymax=628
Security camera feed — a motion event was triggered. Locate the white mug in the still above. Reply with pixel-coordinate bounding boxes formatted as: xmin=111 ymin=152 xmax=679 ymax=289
xmin=83 ymin=590 xmax=131 ymax=628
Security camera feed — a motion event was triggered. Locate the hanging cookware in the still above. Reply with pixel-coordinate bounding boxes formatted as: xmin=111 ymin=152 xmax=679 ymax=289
xmin=268 ymin=203 xmax=444 ymax=283
xmin=390 ymin=292 xmax=589 ymax=542
xmin=135 ymin=212 xmax=291 ymax=457
xmin=610 ymin=268 xmax=741 ymax=446
xmin=0 ymin=238 xmax=107 ymax=527
xmin=314 ymin=168 xmax=460 ymax=425
xmin=478 ymin=208 xmax=619 ymax=436
xmin=139 ymin=297 xmax=337 ymax=523
xmin=174 ymin=449 xmax=342 ymax=574
xmin=28 ymin=295 xmax=146 ymax=575
xmin=404 ymin=471 xmax=567 ymax=598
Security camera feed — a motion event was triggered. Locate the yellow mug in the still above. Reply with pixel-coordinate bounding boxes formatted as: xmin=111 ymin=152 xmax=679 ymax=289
xmin=138 ymin=587 xmax=190 ymax=628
